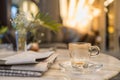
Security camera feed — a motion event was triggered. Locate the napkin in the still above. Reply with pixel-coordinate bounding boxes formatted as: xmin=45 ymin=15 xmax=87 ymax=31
xmin=0 ymin=51 xmax=58 ymax=77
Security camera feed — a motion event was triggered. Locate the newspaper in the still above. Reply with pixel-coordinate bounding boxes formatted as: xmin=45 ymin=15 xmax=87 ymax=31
xmin=0 ymin=51 xmax=58 ymax=77
xmin=0 ymin=51 xmax=54 ymax=65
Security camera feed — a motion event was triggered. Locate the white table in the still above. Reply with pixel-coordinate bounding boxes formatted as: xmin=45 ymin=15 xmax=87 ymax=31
xmin=0 ymin=49 xmax=120 ymax=80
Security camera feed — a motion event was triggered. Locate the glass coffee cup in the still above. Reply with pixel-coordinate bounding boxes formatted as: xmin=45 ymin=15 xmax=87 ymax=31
xmin=69 ymin=42 xmax=101 ymax=71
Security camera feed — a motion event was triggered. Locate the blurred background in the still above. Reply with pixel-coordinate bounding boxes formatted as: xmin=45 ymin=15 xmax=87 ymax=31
xmin=0 ymin=0 xmax=120 ymax=59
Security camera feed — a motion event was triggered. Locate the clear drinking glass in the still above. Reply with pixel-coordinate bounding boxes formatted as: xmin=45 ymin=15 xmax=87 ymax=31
xmin=15 ymin=30 xmax=27 ymax=51
xmin=68 ymin=42 xmax=102 ymax=72
xmin=59 ymin=42 xmax=103 ymax=80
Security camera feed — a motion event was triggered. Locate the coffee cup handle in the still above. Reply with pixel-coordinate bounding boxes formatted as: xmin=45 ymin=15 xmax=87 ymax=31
xmin=89 ymin=46 xmax=100 ymax=56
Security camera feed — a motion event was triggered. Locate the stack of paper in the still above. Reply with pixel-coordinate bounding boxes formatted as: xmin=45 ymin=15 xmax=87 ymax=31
xmin=0 ymin=51 xmax=57 ymax=77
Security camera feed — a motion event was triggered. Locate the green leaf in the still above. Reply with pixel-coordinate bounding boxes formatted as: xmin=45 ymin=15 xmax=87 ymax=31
xmin=0 ymin=26 xmax=8 ymax=34
xmin=35 ymin=12 xmax=62 ymax=32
